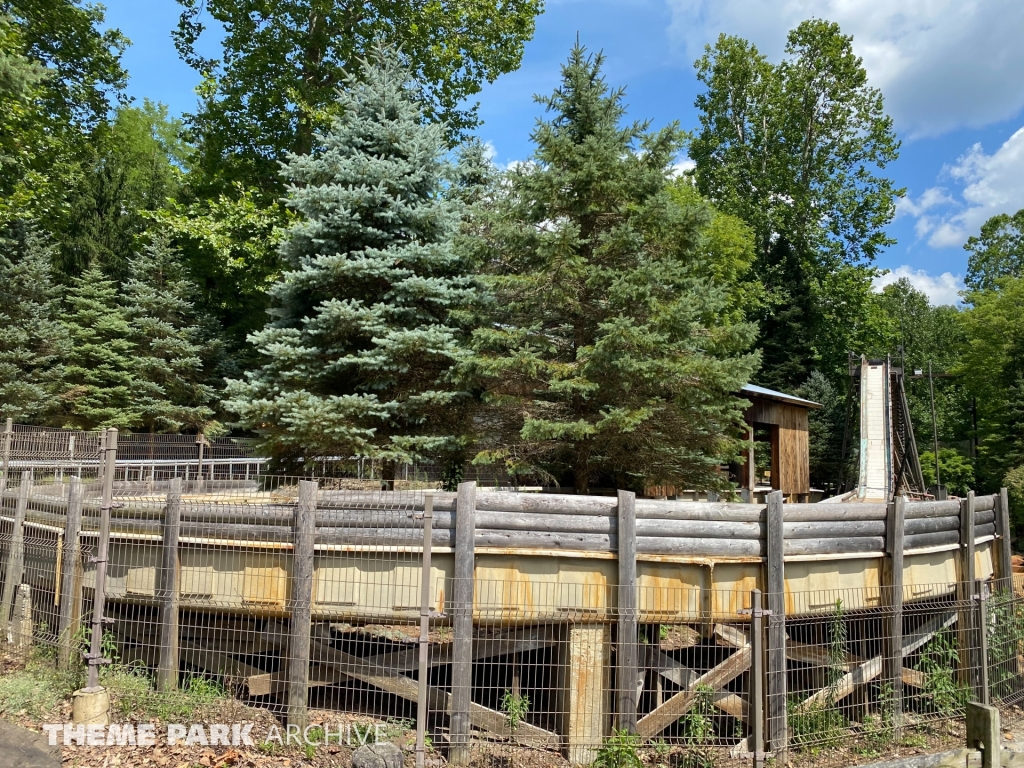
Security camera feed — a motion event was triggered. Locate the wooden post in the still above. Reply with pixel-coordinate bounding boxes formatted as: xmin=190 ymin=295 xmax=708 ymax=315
xmin=559 ymin=623 xmax=611 ymax=765
xmin=157 ymin=478 xmax=183 ymax=692
xmin=0 ymin=418 xmax=11 ymax=496
xmin=450 ymin=480 xmax=477 ymax=765
xmin=286 ymin=479 xmax=317 ymax=729
xmin=958 ymin=491 xmax=977 ymax=689
xmin=415 ymin=493 xmax=434 ymax=768
xmin=195 ymin=433 xmax=205 ymax=493
xmin=1 ymin=472 xmax=30 ymax=642
xmin=882 ymin=496 xmax=905 ymax=731
xmin=58 ymin=477 xmax=84 ymax=669
xmin=995 ymin=488 xmax=1013 ymax=592
xmin=975 ymin=579 xmax=990 ymax=705
xmin=765 ymin=490 xmax=787 ymax=762
xmin=616 ymin=489 xmax=638 ymax=733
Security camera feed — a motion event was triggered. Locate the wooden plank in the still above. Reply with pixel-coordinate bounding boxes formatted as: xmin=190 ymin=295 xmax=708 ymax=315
xmin=642 ymin=645 xmax=748 ymax=720
xmin=765 ymin=490 xmax=787 ymax=759
xmin=157 ymin=477 xmax=182 ymax=692
xmin=795 ymin=612 xmax=956 ymax=711
xmin=636 ymin=645 xmax=751 ymax=738
xmin=57 ymin=477 xmax=83 ymax=669
xmin=286 ymin=480 xmax=317 ymax=729
xmin=882 ymin=496 xmax=905 ymax=729
xmin=617 ymin=489 xmax=638 ymax=733
xmin=0 ymin=472 xmax=30 ymax=640
xmin=450 ymin=480 xmax=476 ymax=764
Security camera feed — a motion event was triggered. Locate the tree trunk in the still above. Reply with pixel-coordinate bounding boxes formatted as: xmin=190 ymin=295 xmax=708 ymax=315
xmin=573 ymin=449 xmax=591 ymax=495
xmin=381 ymin=460 xmax=396 ymax=491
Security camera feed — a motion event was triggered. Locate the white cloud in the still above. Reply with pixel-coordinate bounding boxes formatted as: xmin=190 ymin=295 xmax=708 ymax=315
xmin=873 ymin=266 xmax=964 ymax=306
xmin=670 ymin=157 xmax=696 ymax=178
xmin=895 ymin=128 xmax=1024 ymax=249
xmin=481 ymin=140 xmax=498 ymax=162
xmin=667 ymin=0 xmax=1024 ymax=138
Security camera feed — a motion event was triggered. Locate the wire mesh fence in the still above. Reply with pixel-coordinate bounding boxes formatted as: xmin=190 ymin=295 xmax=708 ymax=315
xmin=0 ymin=424 xmax=1021 ymax=767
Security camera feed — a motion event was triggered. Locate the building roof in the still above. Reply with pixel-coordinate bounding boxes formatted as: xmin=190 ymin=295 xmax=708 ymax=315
xmin=741 ymin=383 xmax=823 ymax=410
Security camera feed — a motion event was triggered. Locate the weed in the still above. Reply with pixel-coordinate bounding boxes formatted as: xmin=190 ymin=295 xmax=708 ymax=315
xmin=383 ymin=717 xmax=414 ymax=740
xmin=678 ymin=683 xmax=717 ymax=768
xmin=0 ymin=663 xmax=68 ymax=719
xmin=790 ymin=599 xmax=849 ymax=750
xmin=500 ymin=689 xmax=530 ymax=733
xmin=594 ymin=729 xmax=643 ymax=768
xmin=916 ymin=628 xmax=969 ymax=717
xmin=304 ymin=726 xmax=324 ymax=759
xmin=987 ymin=589 xmax=1024 ymax=700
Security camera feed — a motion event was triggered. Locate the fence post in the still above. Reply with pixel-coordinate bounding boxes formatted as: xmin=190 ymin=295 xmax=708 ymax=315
xmin=616 ymin=489 xmax=638 ymax=733
xmin=995 ymin=488 xmax=1013 ymax=593
xmin=0 ymin=417 xmax=12 ymax=496
xmin=749 ymin=589 xmax=766 ymax=768
xmin=450 ymin=480 xmax=477 ymax=765
xmin=286 ymin=479 xmax=317 ymax=729
xmin=86 ymin=428 xmax=117 ymax=690
xmin=157 ymin=477 xmax=183 ymax=692
xmin=195 ymin=433 xmax=206 ymax=493
xmin=975 ymin=579 xmax=990 ymax=705
xmin=1 ymin=472 xmax=30 ymax=643
xmin=765 ymin=490 xmax=787 ymax=763
xmin=883 ymin=495 xmax=905 ymax=731
xmin=58 ymin=477 xmax=84 ymax=668
xmin=415 ymin=492 xmax=434 ymax=768
xmin=958 ymin=491 xmax=976 ymax=689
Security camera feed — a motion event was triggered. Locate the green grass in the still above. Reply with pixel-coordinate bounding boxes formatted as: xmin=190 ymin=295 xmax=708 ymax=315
xmin=0 ymin=661 xmax=73 ymax=720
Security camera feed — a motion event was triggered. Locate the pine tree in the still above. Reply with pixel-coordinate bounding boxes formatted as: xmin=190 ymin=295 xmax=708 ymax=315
xmin=123 ymin=233 xmax=217 ymax=432
xmin=0 ymin=223 xmax=67 ymax=422
xmin=467 ymin=45 xmax=759 ymax=493
xmin=224 ymin=47 xmax=475 ymax=474
xmin=57 ymin=262 xmax=139 ymax=429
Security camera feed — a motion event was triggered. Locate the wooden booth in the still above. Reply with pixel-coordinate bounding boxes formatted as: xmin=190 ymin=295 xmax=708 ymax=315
xmin=739 ymin=384 xmax=821 ymax=501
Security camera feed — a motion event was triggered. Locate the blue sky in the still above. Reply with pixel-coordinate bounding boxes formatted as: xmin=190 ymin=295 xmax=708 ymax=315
xmin=103 ymin=0 xmax=1024 ymax=306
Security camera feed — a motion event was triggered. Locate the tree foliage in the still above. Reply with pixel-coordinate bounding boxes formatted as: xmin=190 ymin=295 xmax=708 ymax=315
xmin=964 ymin=208 xmax=1024 ymax=293
xmin=690 ymin=19 xmax=902 ymax=388
xmin=467 ymin=45 xmax=758 ymax=493
xmin=0 ymin=223 xmax=67 ymax=422
xmin=225 ymin=47 xmax=475 ymax=473
xmin=174 ymin=0 xmax=543 ymax=194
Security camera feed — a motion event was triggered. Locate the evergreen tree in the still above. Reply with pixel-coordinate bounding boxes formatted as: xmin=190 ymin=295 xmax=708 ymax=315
xmin=224 ymin=47 xmax=475 ymax=475
xmin=0 ymin=223 xmax=67 ymax=422
xmin=467 ymin=45 xmax=759 ymax=494
xmin=57 ymin=262 xmax=138 ymax=429
xmin=124 ymin=233 xmax=217 ymax=433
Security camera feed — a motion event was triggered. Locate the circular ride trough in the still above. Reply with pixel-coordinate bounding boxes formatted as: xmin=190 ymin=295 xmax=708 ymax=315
xmin=0 ymin=480 xmax=1007 ymax=763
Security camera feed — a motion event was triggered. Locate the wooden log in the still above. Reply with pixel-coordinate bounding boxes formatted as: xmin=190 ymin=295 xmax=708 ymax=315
xmin=286 ymin=480 xmax=317 ymax=730
xmin=636 ymin=519 xmax=763 ymax=538
xmin=974 ymin=494 xmax=996 ymax=513
xmin=882 ymin=496 xmax=905 ymax=731
xmin=782 ymin=503 xmax=888 ymax=521
xmin=905 ymin=515 xmax=960 ymax=536
xmin=783 ymin=537 xmax=885 ymax=556
xmin=637 ymin=537 xmax=763 ymax=557
xmin=996 ymin=488 xmax=1013 ymax=590
xmin=617 ymin=490 xmax=638 ymax=733
xmin=765 ymin=490 xmax=787 ymax=761
xmin=783 ymin=520 xmax=885 ymax=538
xmin=157 ymin=478 xmax=182 ymax=692
xmin=974 ymin=509 xmax=995 ymax=526
xmin=904 ymin=531 xmax=960 ymax=550
xmin=905 ymin=500 xmax=962 ymax=518
xmin=57 ymin=477 xmax=83 ymax=669
xmin=0 ymin=473 xmax=30 ymax=640
xmin=450 ymin=480 xmax=476 ymax=765
xmin=976 ymin=523 xmax=996 ymax=539
xmin=474 ymin=530 xmax=611 ymax=550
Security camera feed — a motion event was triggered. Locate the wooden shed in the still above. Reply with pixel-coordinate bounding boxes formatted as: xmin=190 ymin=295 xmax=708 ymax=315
xmin=739 ymin=384 xmax=822 ymax=501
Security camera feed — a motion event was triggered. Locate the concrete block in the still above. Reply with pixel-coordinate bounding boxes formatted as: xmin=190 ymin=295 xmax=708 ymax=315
xmin=967 ymin=701 xmax=1001 ymax=768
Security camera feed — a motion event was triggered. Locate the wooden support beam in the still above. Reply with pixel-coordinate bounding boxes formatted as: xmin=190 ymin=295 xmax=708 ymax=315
xmin=996 ymin=488 xmax=1013 ymax=590
xmin=795 ymin=612 xmax=957 ymax=712
xmin=560 ymin=623 xmax=611 ymax=765
xmin=286 ymin=480 xmax=317 ymax=729
xmin=450 ymin=480 xmax=476 ymax=765
xmin=883 ymin=496 xmax=905 ymax=729
xmin=636 ymin=643 xmax=751 ymax=739
xmin=57 ymin=477 xmax=83 ymax=669
xmin=157 ymin=478 xmax=182 ymax=692
xmin=617 ymin=489 xmax=638 ymax=733
xmin=367 ymin=626 xmax=554 ymax=673
xmin=642 ymin=645 xmax=748 ymax=720
xmin=1 ymin=472 xmax=30 ymax=642
xmin=958 ymin=492 xmax=976 ymax=689
xmin=765 ymin=490 xmax=787 ymax=759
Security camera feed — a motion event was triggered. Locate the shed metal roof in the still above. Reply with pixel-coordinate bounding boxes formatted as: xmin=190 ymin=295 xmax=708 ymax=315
xmin=741 ymin=383 xmax=823 ymax=410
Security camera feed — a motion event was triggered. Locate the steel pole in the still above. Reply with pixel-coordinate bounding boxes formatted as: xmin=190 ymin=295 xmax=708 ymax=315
xmin=86 ymin=428 xmax=117 ymax=690
xmin=416 ymin=493 xmax=434 ymax=768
